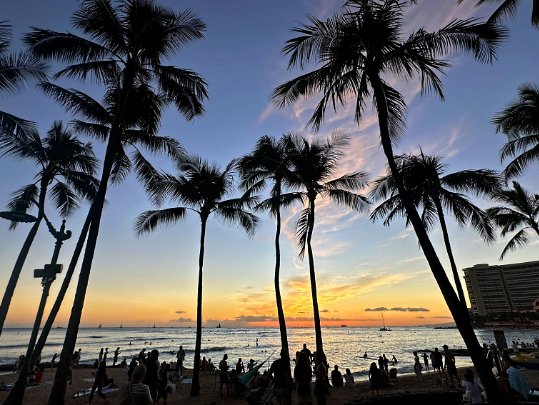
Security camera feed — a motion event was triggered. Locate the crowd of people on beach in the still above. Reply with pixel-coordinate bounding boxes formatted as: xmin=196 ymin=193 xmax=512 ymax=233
xmin=7 ymin=336 xmax=539 ymax=404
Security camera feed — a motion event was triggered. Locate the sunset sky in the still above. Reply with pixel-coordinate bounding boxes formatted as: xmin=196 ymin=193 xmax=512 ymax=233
xmin=1 ymin=0 xmax=538 ymax=329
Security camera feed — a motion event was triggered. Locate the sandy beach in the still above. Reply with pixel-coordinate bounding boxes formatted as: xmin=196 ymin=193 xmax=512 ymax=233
xmin=2 ymin=364 xmax=539 ymax=404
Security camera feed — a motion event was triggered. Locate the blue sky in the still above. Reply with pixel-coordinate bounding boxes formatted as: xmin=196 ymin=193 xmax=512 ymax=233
xmin=1 ymin=0 xmax=538 ymax=328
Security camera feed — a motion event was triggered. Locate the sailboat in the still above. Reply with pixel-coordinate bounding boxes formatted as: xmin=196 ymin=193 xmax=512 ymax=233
xmin=119 ymin=324 xmax=123 ymax=328
xmin=379 ymin=313 xmax=391 ymax=331
xmin=98 ymin=323 xmax=102 ymax=328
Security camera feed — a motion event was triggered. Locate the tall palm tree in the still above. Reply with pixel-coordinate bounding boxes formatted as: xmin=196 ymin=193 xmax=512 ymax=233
xmin=458 ymin=0 xmax=539 ymax=28
xmin=370 ymin=152 xmax=502 ymax=305
xmin=0 ymin=21 xmax=47 ymax=139
xmin=23 ymin=1 xmax=208 ymax=402
xmin=271 ymin=0 xmax=506 ymax=401
xmin=0 ymin=120 xmax=98 ymax=337
xmin=236 ymin=134 xmax=299 ymax=353
xmin=26 ymin=83 xmax=184 ymax=374
xmin=134 ymin=154 xmax=258 ymax=397
xmin=287 ymin=132 xmax=370 ymax=361
xmin=492 ymin=83 xmax=539 ymax=179
xmin=486 ymin=181 xmax=539 ymax=260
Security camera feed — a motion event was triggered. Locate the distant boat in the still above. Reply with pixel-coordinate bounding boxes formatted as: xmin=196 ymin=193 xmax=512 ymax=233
xmin=153 ymin=323 xmax=156 ymax=328
xmin=119 ymin=324 xmax=123 ymax=328
xmin=216 ymin=323 xmax=221 ymax=328
xmin=98 ymin=323 xmax=102 ymax=328
xmin=341 ymin=324 xmax=348 ymax=327
xmin=379 ymin=314 xmax=391 ymax=331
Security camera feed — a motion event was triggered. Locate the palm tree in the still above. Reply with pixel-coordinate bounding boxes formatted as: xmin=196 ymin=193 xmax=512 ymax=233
xmin=134 ymin=154 xmax=258 ymax=397
xmin=486 ymin=181 xmax=539 ymax=260
xmin=23 ymin=1 xmax=208 ymax=402
xmin=236 ymin=134 xmax=298 ymax=353
xmin=458 ymin=0 xmax=539 ymax=28
xmin=0 ymin=120 xmax=98 ymax=337
xmin=492 ymin=83 xmax=539 ymax=179
xmin=287 ymin=132 xmax=370 ymax=361
xmin=26 ymin=83 xmax=184 ymax=374
xmin=0 ymin=21 xmax=47 ymax=139
xmin=370 ymin=152 xmax=502 ymax=305
xmin=271 ymin=0 xmax=505 ymax=401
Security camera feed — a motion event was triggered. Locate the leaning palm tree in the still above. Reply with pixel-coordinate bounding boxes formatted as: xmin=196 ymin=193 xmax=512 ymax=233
xmin=458 ymin=0 xmax=539 ymax=28
xmin=23 ymin=1 xmax=208 ymax=402
xmin=271 ymin=0 xmax=506 ymax=401
xmin=287 ymin=132 xmax=370 ymax=361
xmin=135 ymin=154 xmax=258 ymax=397
xmin=0 ymin=21 xmax=47 ymax=139
xmin=487 ymin=181 xmax=539 ymax=260
xmin=26 ymin=83 xmax=185 ymax=375
xmin=236 ymin=133 xmax=299 ymax=353
xmin=0 ymin=120 xmax=98 ymax=337
xmin=492 ymin=83 xmax=539 ymax=179
xmin=370 ymin=152 xmax=502 ymax=305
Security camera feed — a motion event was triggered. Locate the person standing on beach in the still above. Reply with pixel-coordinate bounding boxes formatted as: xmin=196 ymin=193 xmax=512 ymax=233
xmin=269 ymin=348 xmax=293 ymax=405
xmin=143 ymin=349 xmax=160 ymax=403
xmin=300 ymin=344 xmax=313 ymax=364
xmin=175 ymin=345 xmax=185 ymax=378
xmin=294 ymin=351 xmax=312 ymax=404
xmin=368 ymin=362 xmax=380 ymax=396
xmin=51 ymin=353 xmax=58 ymax=368
xmin=422 ymin=352 xmax=429 ymax=372
xmin=219 ymin=354 xmax=230 ymax=396
xmin=98 ymin=348 xmax=104 ymax=364
xmin=89 ymin=360 xmax=108 ymax=404
xmin=331 ymin=365 xmax=343 ymax=387
xmin=314 ymin=352 xmax=328 ymax=404
xmin=442 ymin=344 xmax=461 ymax=388
xmin=413 ymin=351 xmax=422 ymax=381
xmin=431 ymin=347 xmax=443 ymax=375
xmin=113 ymin=347 xmax=120 ymax=366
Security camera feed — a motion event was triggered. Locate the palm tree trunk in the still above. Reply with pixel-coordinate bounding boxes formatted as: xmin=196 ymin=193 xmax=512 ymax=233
xmin=4 ymin=278 xmax=52 ymax=405
xmin=30 ymin=215 xmax=91 ymax=369
xmin=0 ymin=216 xmax=42 ymax=336
xmin=47 ymin=137 xmax=118 ymax=405
xmin=275 ymin=205 xmax=289 ymax=352
xmin=190 ymin=216 xmax=206 ymax=397
xmin=434 ymin=198 xmax=467 ymax=305
xmin=306 ymin=198 xmax=323 ymax=360
xmin=370 ymin=76 xmax=503 ymax=404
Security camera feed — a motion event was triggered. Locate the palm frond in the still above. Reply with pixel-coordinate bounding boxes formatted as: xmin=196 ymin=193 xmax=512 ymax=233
xmin=50 ymin=181 xmax=79 ymax=217
xmin=295 ymin=207 xmax=310 ymax=259
xmin=134 ymin=207 xmax=187 ymax=236
xmin=0 ymin=51 xmax=48 ymax=93
xmin=499 ymin=228 xmax=529 ymax=260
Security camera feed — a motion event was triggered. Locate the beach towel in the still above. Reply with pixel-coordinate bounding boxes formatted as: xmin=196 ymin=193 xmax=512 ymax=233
xmin=72 ymin=385 xmax=119 ymax=398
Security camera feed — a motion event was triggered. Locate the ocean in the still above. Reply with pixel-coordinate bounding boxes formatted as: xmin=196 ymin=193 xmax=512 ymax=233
xmin=1 ymin=326 xmax=538 ymax=381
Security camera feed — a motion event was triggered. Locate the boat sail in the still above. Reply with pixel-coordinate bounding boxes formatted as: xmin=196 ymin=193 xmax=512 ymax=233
xmin=379 ymin=313 xmax=391 ymax=331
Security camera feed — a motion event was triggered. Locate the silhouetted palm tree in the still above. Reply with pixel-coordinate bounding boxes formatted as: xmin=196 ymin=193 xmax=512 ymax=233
xmin=0 ymin=21 xmax=47 ymax=138
xmin=370 ymin=152 xmax=502 ymax=305
xmin=236 ymin=134 xmax=299 ymax=353
xmin=287 ymin=132 xmax=370 ymax=361
xmin=459 ymin=0 xmax=539 ymax=28
xmin=135 ymin=154 xmax=258 ymax=396
xmin=271 ymin=0 xmax=505 ymax=400
xmin=0 ymin=121 xmax=98 ymax=337
xmin=27 ymin=84 xmax=185 ymax=374
xmin=23 ymin=1 xmax=208 ymax=402
xmin=493 ymin=83 xmax=539 ymax=179
xmin=487 ymin=181 xmax=539 ymax=259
